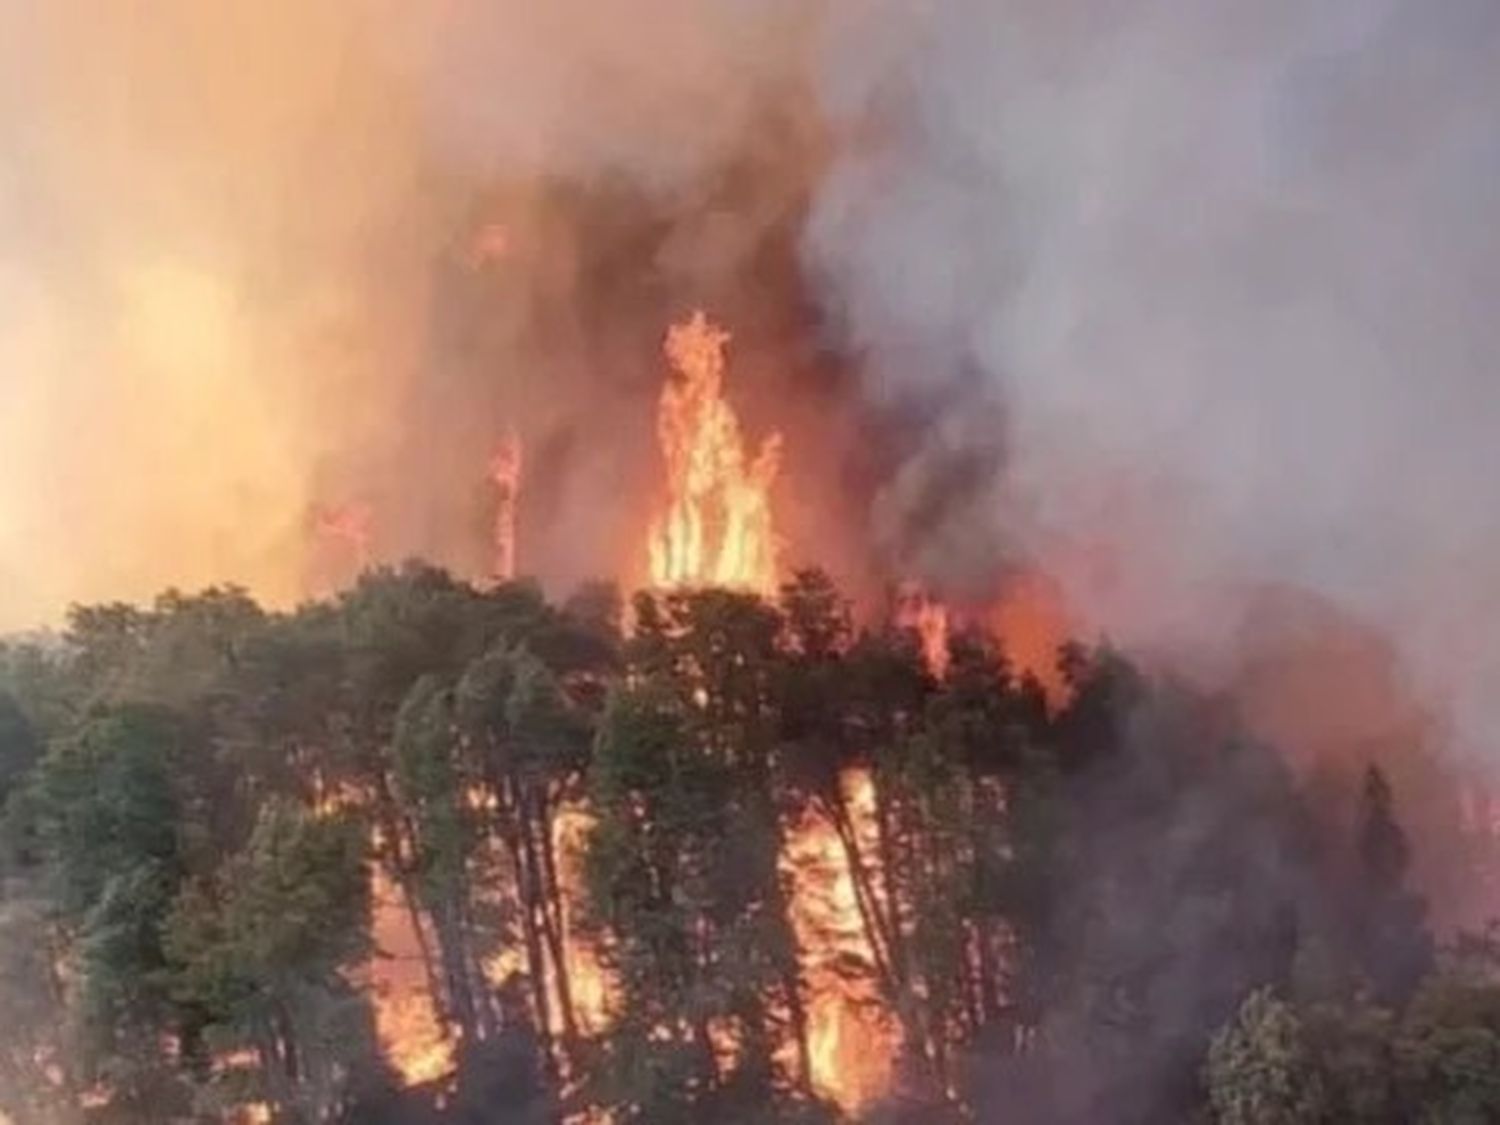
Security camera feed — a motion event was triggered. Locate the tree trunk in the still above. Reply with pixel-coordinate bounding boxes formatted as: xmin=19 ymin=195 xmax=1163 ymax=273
xmin=533 ymin=784 xmax=580 ymax=1042
xmin=823 ymin=792 xmax=895 ymax=988
xmin=498 ymin=774 xmax=558 ymax=1076
xmin=374 ymin=772 xmax=449 ymax=1033
xmin=392 ymin=869 xmax=448 ymax=1037
xmin=434 ymin=900 xmax=479 ymax=1044
xmin=874 ymin=781 xmax=910 ymax=985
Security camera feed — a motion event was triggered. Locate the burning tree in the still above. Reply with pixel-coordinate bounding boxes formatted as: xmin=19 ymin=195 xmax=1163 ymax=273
xmin=648 ymin=312 xmax=783 ymax=598
xmin=0 ymin=570 xmax=1479 ymax=1125
xmin=489 ymin=434 xmax=524 ymax=586
xmin=582 ymin=588 xmax=817 ymax=1122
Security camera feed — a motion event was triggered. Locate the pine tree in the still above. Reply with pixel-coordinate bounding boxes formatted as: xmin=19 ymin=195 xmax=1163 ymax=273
xmin=1355 ymin=765 xmax=1433 ymax=1004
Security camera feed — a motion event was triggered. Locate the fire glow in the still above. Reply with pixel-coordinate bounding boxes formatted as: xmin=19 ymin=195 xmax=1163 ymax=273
xmin=783 ymin=768 xmax=900 ymax=1113
xmin=896 ymin=582 xmax=952 ymax=679
xmin=489 ymin=431 xmax=523 ymax=585
xmin=368 ymin=867 xmax=455 ymax=1087
xmin=351 ymin=308 xmax=1072 ymax=1112
xmin=647 ymin=311 xmax=783 ymax=597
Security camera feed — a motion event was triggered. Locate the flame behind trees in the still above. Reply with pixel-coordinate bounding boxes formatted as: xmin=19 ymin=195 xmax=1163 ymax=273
xmin=782 ymin=768 xmax=899 ymax=1113
xmin=2 ymin=320 xmax=1415 ymax=1125
xmin=245 ymin=300 xmax=1079 ymax=1112
xmin=584 ymin=588 xmax=814 ymax=1117
xmin=366 ymin=864 xmax=455 ymax=1086
xmin=377 ymin=618 xmax=605 ymax=1093
xmin=895 ymin=583 xmax=952 ymax=680
xmin=580 ymin=574 xmax=1052 ymax=1116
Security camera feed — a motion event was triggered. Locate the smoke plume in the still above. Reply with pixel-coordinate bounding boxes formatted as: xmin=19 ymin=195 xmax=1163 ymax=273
xmin=806 ymin=0 xmax=1500 ymax=768
xmin=0 ymin=0 xmax=821 ymax=626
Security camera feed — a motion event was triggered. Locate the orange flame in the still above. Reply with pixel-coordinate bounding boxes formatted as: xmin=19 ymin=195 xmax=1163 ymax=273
xmin=647 ymin=311 xmax=782 ymax=596
xmin=783 ymin=769 xmax=898 ymax=1113
xmin=896 ymin=582 xmax=951 ymax=678
xmin=552 ymin=801 xmax=615 ymax=1035
xmin=485 ymin=800 xmax=617 ymax=1044
xmin=366 ymin=865 xmax=455 ymax=1087
xmin=489 ymin=432 xmax=523 ymax=584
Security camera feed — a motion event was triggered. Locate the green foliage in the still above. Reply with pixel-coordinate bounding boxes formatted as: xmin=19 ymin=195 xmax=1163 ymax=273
xmin=0 ymin=637 xmax=80 ymax=738
xmin=583 ymin=589 xmax=810 ymax=1120
xmin=0 ymin=566 xmax=1485 ymax=1125
xmin=1206 ymin=989 xmax=1327 ymax=1125
xmin=394 ymin=676 xmax=476 ymax=900
xmin=0 ymin=689 xmax=40 ymax=810
xmin=1393 ymin=971 xmax=1500 ymax=1123
xmin=0 ymin=894 xmax=69 ymax=1122
xmin=164 ymin=800 xmax=373 ymax=1120
xmin=33 ymin=704 xmax=185 ymax=918
xmin=1303 ymin=995 xmax=1397 ymax=1122
xmin=1203 ymin=934 xmax=1500 ymax=1125
xmin=506 ymin=648 xmax=590 ymax=775
xmin=166 ymin=800 xmax=370 ymax=1008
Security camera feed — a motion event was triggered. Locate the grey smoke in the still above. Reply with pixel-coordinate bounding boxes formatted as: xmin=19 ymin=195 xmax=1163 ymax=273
xmin=806 ymin=0 xmax=1500 ymax=759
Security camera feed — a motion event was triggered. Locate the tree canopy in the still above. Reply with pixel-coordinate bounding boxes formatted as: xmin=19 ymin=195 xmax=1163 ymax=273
xmin=0 ymin=565 xmax=1484 ymax=1124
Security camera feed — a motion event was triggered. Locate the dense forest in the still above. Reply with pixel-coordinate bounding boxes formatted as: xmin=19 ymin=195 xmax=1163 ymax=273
xmin=0 ymin=564 xmax=1495 ymax=1124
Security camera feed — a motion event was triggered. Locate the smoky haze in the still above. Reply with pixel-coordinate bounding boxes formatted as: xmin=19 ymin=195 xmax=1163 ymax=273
xmin=2 ymin=0 xmax=1498 ymax=775
xmin=807 ymin=0 xmax=1500 ymax=763
xmin=0 ymin=0 xmax=820 ymax=627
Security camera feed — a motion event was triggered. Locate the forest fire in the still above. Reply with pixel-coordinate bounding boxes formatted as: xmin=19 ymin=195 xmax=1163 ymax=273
xmin=990 ymin=573 xmax=1073 ymax=706
xmin=5 ymin=7 xmax=1498 ymax=1124
xmin=367 ymin=868 xmax=455 ymax=1088
xmin=5 ymin=276 xmax=1485 ymax=1121
xmin=321 ymin=307 xmax=1071 ymax=1110
xmin=483 ymin=799 xmax=617 ymax=1046
xmin=895 ymin=583 xmax=952 ymax=679
xmin=550 ymin=801 xmax=614 ymax=1037
xmin=647 ymin=311 xmax=783 ymax=596
xmin=783 ymin=769 xmax=900 ymax=1113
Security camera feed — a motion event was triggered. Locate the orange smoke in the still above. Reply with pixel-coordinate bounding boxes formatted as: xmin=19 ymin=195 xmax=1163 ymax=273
xmin=306 ymin=501 xmax=374 ymax=602
xmin=314 ymin=503 xmax=373 ymax=562
xmin=489 ymin=432 xmax=524 ymax=584
xmin=989 ymin=572 xmax=1072 ymax=705
xmin=647 ymin=311 xmax=782 ymax=596
xmin=466 ymin=222 xmax=512 ymax=271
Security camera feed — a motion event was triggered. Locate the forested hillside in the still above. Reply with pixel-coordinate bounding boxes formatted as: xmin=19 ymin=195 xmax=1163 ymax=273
xmin=0 ymin=566 xmax=1493 ymax=1124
